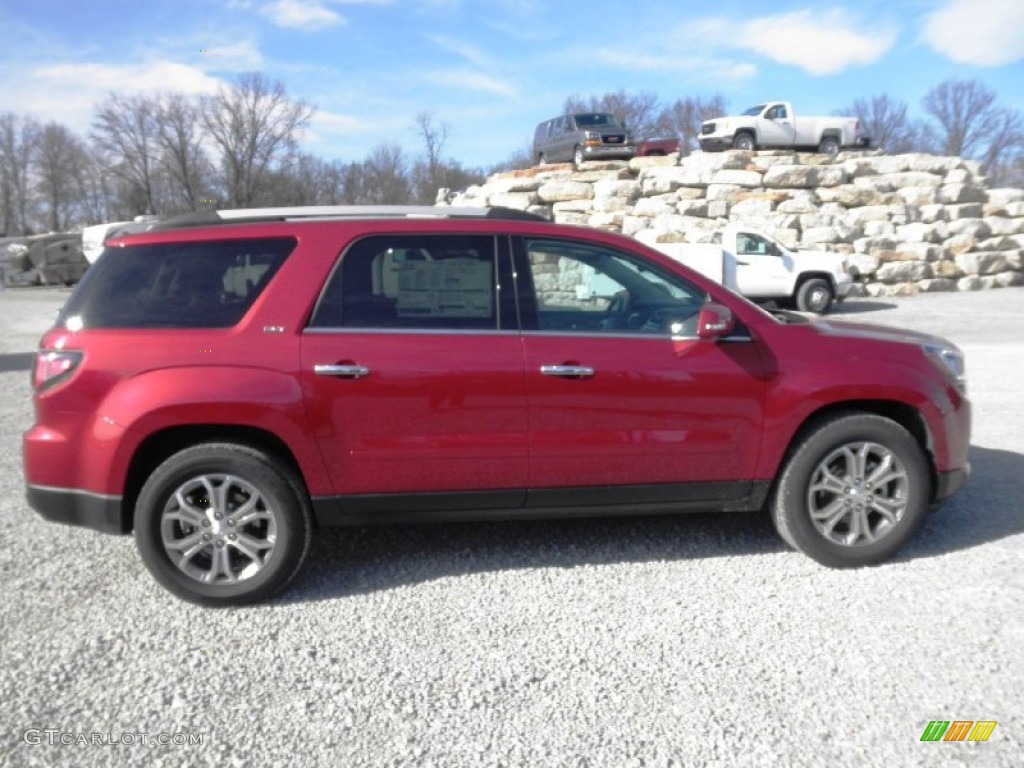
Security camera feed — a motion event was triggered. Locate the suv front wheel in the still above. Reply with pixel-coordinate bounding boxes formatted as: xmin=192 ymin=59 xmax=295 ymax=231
xmin=134 ymin=443 xmax=312 ymax=606
xmin=771 ymin=413 xmax=930 ymax=567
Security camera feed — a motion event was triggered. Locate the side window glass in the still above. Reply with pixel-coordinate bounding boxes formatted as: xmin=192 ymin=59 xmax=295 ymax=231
xmin=522 ymin=238 xmax=706 ymax=336
xmin=311 ymin=235 xmax=499 ymax=331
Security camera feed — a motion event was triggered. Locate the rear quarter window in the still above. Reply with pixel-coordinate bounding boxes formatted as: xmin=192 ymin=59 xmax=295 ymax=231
xmin=60 ymin=238 xmax=295 ymax=329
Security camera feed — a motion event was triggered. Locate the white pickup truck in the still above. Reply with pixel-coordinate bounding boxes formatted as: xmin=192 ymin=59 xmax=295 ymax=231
xmin=652 ymin=225 xmax=854 ymax=313
xmin=699 ymin=102 xmax=868 ymax=155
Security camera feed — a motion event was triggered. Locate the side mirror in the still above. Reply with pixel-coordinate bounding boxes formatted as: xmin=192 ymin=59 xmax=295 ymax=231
xmin=697 ymin=303 xmax=736 ymax=340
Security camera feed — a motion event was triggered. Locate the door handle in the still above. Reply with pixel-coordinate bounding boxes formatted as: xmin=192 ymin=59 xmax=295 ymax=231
xmin=540 ymin=365 xmax=594 ymax=378
xmin=314 ymin=364 xmax=370 ymax=379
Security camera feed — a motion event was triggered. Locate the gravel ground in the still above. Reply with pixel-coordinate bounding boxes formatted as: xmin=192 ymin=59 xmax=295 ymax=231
xmin=1 ymin=286 xmax=1021 ymax=767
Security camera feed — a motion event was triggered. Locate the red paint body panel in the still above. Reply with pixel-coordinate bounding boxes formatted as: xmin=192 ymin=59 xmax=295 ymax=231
xmin=22 ymin=214 xmax=971 ymax=534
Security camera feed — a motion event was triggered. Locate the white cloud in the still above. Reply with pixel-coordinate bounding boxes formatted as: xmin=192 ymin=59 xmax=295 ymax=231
xmin=425 ymin=69 xmax=518 ymax=97
xmin=593 ymin=48 xmax=758 ymax=81
xmin=10 ymin=61 xmax=224 ymax=133
xmin=205 ymin=41 xmax=265 ymax=71
xmin=924 ymin=0 xmax=1024 ymax=66
xmin=427 ymin=36 xmax=492 ymax=68
xmin=691 ymin=10 xmax=896 ymax=76
xmin=261 ymin=0 xmax=345 ymax=30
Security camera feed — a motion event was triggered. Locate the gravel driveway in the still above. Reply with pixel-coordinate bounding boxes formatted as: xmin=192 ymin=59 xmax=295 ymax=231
xmin=1 ymin=287 xmax=1021 ymax=767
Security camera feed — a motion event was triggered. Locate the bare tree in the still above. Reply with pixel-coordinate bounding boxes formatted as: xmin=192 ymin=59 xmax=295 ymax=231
xmin=563 ymin=90 xmax=662 ymax=138
xmin=411 ymin=111 xmax=449 ymax=203
xmin=202 ymin=73 xmax=314 ymax=208
xmin=359 ymin=144 xmax=411 ymax=204
xmin=651 ymin=94 xmax=728 ymax=155
xmin=35 ymin=122 xmax=89 ymax=231
xmin=836 ymin=94 xmax=923 ymax=154
xmin=154 ymin=92 xmax=212 ymax=211
xmin=0 ymin=113 xmax=41 ymax=235
xmin=91 ymin=94 xmax=161 ymax=215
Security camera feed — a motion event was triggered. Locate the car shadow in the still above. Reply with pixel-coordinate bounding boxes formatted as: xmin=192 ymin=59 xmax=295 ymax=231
xmin=828 ymin=299 xmax=899 ymax=315
xmin=0 ymin=352 xmax=33 ymax=372
xmin=280 ymin=444 xmax=1021 ymax=604
xmin=900 ymin=445 xmax=1024 ymax=562
xmin=282 ymin=509 xmax=783 ymax=603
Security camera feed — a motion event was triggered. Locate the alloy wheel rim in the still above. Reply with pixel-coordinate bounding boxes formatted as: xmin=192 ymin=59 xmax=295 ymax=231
xmin=159 ymin=473 xmax=278 ymax=584
xmin=806 ymin=441 xmax=909 ymax=547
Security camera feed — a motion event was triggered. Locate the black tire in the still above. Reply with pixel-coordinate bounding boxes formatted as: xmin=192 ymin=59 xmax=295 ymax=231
xmin=771 ymin=413 xmax=930 ymax=567
xmin=818 ymin=136 xmax=840 ymax=156
xmin=573 ymin=145 xmax=584 ymax=166
xmin=537 ymin=153 xmax=547 ymax=166
xmin=134 ymin=443 xmax=312 ymax=606
xmin=795 ymin=278 xmax=833 ymax=314
xmin=732 ymin=132 xmax=755 ymax=151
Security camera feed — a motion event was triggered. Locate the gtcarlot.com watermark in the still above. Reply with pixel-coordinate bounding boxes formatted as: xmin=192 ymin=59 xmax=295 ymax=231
xmin=24 ymin=728 xmax=206 ymax=747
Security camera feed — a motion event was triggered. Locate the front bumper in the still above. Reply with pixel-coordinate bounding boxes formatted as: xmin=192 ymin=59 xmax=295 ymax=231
xmin=583 ymin=145 xmax=635 ymax=161
xmin=933 ymin=464 xmax=970 ymax=505
xmin=699 ymin=137 xmax=734 ymax=152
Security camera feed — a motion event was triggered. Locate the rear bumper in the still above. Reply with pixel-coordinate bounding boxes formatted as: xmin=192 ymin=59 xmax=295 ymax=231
xmin=26 ymin=485 xmax=125 ymax=534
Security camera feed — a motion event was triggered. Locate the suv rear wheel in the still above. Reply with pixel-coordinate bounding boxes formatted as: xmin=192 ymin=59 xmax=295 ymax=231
xmin=134 ymin=443 xmax=312 ymax=606
xmin=771 ymin=413 xmax=930 ymax=567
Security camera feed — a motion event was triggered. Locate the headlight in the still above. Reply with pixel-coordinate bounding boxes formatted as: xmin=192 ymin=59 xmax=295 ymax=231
xmin=584 ymin=131 xmax=600 ymax=141
xmin=924 ymin=343 xmax=966 ymax=394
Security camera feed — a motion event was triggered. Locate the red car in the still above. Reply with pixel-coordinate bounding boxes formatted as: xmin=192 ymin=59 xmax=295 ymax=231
xmin=24 ymin=206 xmax=970 ymax=605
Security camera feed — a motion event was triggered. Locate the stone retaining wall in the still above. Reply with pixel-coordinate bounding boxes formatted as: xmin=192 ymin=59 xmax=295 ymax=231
xmin=444 ymin=151 xmax=1024 ymax=296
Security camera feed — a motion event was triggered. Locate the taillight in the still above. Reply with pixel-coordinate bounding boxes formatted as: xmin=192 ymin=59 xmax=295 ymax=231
xmin=33 ymin=350 xmax=83 ymax=391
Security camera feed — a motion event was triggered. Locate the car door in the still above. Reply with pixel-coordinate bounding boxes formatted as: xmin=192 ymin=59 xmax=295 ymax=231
xmin=301 ymin=233 xmax=528 ymax=503
xmin=759 ymin=103 xmax=797 ymax=147
xmin=515 ymin=236 xmax=768 ymax=501
xmin=732 ymin=231 xmax=794 ymax=298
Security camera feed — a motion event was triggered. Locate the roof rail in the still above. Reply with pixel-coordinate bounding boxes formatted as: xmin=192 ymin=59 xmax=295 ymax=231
xmin=144 ymin=205 xmax=549 ymax=232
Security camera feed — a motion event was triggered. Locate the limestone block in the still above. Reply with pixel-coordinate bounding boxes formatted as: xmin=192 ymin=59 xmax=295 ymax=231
xmin=676 ymin=200 xmax=709 ymax=217
xmin=592 ymin=196 xmax=632 ymax=213
xmin=711 ymin=169 xmax=763 ymax=187
xmin=762 ymin=165 xmax=820 ymax=188
xmin=896 ymin=187 xmax=939 ymax=206
xmin=917 ymin=278 xmax=957 ymax=292
xmin=918 ymin=204 xmax=947 ymax=224
xmin=957 ymin=276 xmax=983 ymax=291
xmin=776 ymin=191 xmax=821 ymax=213
xmin=930 ymin=259 xmax=962 ymax=279
xmin=896 ymin=221 xmax=948 ymax=244
xmin=954 ymin=251 xmax=1009 ymax=275
xmin=593 ymin=179 xmax=641 ymax=199
xmin=985 ymin=188 xmax=1024 ymax=207
xmin=984 ymin=217 xmax=1024 ymax=236
xmin=946 ymin=203 xmax=985 ymax=220
xmin=538 ymin=180 xmax=594 ymax=203
xmin=939 ymin=184 xmax=987 ymax=204
xmin=551 ymin=199 xmax=593 ymax=214
xmin=947 ymin=218 xmax=991 ymax=240
xmin=863 ymin=220 xmax=896 ymax=237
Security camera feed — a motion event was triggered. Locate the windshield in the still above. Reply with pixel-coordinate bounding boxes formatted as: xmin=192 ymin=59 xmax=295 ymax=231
xmin=574 ymin=113 xmax=624 ymax=129
xmin=742 ymin=104 xmax=766 ymax=116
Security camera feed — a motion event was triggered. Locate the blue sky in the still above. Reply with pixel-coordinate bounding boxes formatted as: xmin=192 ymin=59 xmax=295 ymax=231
xmin=1 ymin=0 xmax=1021 ymax=169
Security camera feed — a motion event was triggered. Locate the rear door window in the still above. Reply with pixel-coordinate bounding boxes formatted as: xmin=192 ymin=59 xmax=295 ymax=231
xmin=309 ymin=234 xmax=509 ymax=331
xmin=59 ymin=238 xmax=294 ymax=329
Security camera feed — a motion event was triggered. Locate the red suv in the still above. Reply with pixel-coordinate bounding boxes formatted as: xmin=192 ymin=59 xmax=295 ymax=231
xmin=24 ymin=206 xmax=970 ymax=605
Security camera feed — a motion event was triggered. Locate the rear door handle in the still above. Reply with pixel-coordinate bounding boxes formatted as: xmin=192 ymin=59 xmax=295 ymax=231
xmin=314 ymin=364 xmax=370 ymax=379
xmin=540 ymin=365 xmax=594 ymax=378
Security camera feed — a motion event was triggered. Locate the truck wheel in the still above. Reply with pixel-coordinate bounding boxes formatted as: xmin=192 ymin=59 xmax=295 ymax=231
xmin=573 ymin=145 xmax=584 ymax=166
xmin=134 ymin=443 xmax=312 ymax=606
xmin=732 ymin=132 xmax=755 ymax=151
xmin=537 ymin=153 xmax=547 ymax=166
xmin=818 ymin=136 xmax=840 ymax=156
xmin=771 ymin=413 xmax=930 ymax=567
xmin=796 ymin=278 xmax=833 ymax=313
